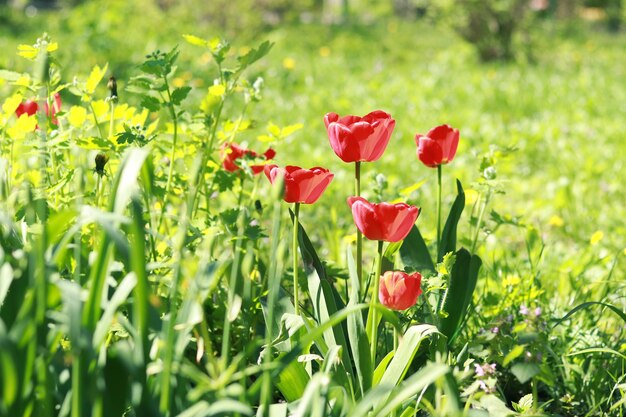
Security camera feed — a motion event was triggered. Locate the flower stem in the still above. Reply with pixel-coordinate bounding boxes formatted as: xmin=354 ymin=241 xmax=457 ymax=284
xmin=355 ymin=161 xmax=363 ymax=292
xmin=370 ymin=240 xmax=384 ymax=363
xmin=293 ymin=202 xmax=301 ymax=316
xmin=436 ymin=164 xmax=442 ymax=261
xmin=221 ymin=176 xmax=246 ymax=363
xmin=532 ymin=377 xmax=539 ymax=411
xmin=471 ymin=189 xmax=491 ymax=253
xmin=108 ymin=101 xmax=116 ymax=141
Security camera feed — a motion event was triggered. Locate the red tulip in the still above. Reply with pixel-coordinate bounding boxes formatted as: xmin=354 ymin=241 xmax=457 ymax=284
xmin=324 ymin=110 xmax=395 ymax=163
xmin=44 ymin=93 xmax=62 ymax=125
xmin=15 ymin=93 xmax=62 ymax=126
xmin=415 ymin=124 xmax=460 ymax=168
xmin=264 ymin=165 xmax=334 ymax=204
xmin=347 ymin=196 xmax=419 ymax=242
xmin=221 ymin=142 xmax=275 ymax=175
xmin=379 ymin=270 xmax=422 ymax=310
xmin=15 ymin=100 xmax=39 ymax=118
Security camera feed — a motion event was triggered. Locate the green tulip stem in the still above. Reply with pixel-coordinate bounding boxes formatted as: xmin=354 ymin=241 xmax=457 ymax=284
xmin=370 ymin=240 xmax=384 ymax=364
xmin=293 ymin=202 xmax=301 ymax=316
xmin=436 ymin=164 xmax=442 ymax=260
xmin=355 ymin=161 xmax=363 ymax=293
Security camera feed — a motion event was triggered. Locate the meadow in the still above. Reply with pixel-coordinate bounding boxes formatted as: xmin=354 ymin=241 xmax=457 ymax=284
xmin=0 ymin=1 xmax=625 ymax=416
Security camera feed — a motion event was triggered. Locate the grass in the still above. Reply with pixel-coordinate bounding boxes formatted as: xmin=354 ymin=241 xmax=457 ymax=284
xmin=0 ymin=2 xmax=625 ymax=416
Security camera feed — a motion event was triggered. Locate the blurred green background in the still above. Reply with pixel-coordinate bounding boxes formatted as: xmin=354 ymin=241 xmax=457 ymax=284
xmin=1 ymin=0 xmax=625 ymax=262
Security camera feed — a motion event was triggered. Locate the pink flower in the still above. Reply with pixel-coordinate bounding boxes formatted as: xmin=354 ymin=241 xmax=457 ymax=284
xmin=264 ymin=165 xmax=334 ymax=204
xmin=221 ymin=142 xmax=275 ymax=175
xmin=347 ymin=196 xmax=419 ymax=242
xmin=378 ymin=270 xmax=422 ymax=310
xmin=324 ymin=110 xmax=395 ymax=163
xmin=415 ymin=124 xmax=460 ymax=168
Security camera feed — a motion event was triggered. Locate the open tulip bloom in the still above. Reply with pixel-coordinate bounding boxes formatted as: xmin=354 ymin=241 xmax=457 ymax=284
xmin=324 ymin=110 xmax=395 ymax=163
xmin=221 ymin=142 xmax=276 ymax=175
xmin=415 ymin=124 xmax=459 ymax=168
xmin=264 ymin=164 xmax=334 ymax=315
xmin=325 ymin=110 xmax=395 ymax=295
xmin=347 ymin=196 xmax=419 ymax=361
xmin=264 ymin=165 xmax=334 ymax=205
xmin=379 ymin=270 xmax=422 ymax=311
xmin=347 ymin=196 xmax=419 ymax=243
xmin=15 ymin=93 xmax=62 ymax=128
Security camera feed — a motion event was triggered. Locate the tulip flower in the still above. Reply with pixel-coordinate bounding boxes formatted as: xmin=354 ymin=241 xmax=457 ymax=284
xmin=15 ymin=100 xmax=39 ymax=118
xmin=264 ymin=165 xmax=334 ymax=205
xmin=264 ymin=164 xmax=334 ymax=316
xmin=415 ymin=124 xmax=459 ymax=168
xmin=325 ymin=110 xmax=395 ymax=291
xmin=324 ymin=110 xmax=395 ymax=163
xmin=347 ymin=196 xmax=419 ymax=243
xmin=44 ymin=93 xmax=62 ymax=125
xmin=379 ymin=270 xmax=422 ymax=310
xmin=415 ymin=124 xmax=460 ymax=259
xmin=15 ymin=93 xmax=62 ymax=127
xmin=221 ymin=142 xmax=276 ymax=175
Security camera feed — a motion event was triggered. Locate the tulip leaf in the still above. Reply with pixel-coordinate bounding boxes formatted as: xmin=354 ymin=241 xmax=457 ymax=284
xmin=288 ymin=210 xmax=353 ymax=382
xmin=438 ymin=179 xmax=465 ymax=263
xmin=439 ymin=248 xmax=481 ymax=343
xmin=382 ymin=241 xmax=402 ymax=274
xmin=378 ymin=324 xmax=441 ymax=391
xmin=275 ymin=356 xmax=310 ymax=402
xmin=346 ymin=246 xmax=372 ymax=397
xmin=399 ymin=225 xmax=435 ymax=274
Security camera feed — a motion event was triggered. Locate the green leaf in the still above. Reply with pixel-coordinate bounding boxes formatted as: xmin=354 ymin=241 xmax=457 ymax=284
xmin=86 ymin=63 xmax=108 ymax=94
xmin=438 ymin=179 xmax=465 ymax=262
xmin=378 ymin=325 xmax=441 ymax=392
xmin=479 ymin=394 xmax=516 ymax=416
xmin=346 ymin=246 xmax=372 ymax=397
xmin=237 ymin=41 xmax=273 ymax=72
xmin=503 ymin=345 xmax=525 ymax=366
xmin=141 ymin=95 xmax=162 ymax=112
xmin=349 ymin=362 xmax=449 ymax=417
xmin=170 ymin=86 xmax=192 ymax=105
xmin=439 ymin=248 xmax=481 ymax=343
xmin=510 ymin=362 xmax=540 ymax=384
xmin=399 ymin=225 xmax=435 ymax=274
xmin=553 ymin=301 xmax=626 ymax=327
xmin=276 ymin=358 xmax=310 ymax=402
xmin=382 ymin=241 xmax=402 ymax=274
xmin=566 ymin=347 xmax=626 ymax=360
xmin=182 ymin=34 xmax=208 ymax=47
xmin=0 ymin=70 xmax=24 ymax=83
xmin=288 ymin=210 xmax=353 ymax=389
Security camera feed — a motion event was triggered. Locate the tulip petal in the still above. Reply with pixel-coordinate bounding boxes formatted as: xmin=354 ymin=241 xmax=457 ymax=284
xmin=324 ymin=112 xmax=339 ymax=128
xmin=417 ymin=137 xmax=444 ymax=168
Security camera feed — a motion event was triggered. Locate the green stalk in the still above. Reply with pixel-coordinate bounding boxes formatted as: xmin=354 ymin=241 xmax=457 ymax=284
xmin=370 ymin=240 xmax=384 ymax=364
xmin=436 ymin=164 xmax=442 ymax=260
xmin=221 ymin=176 xmax=246 ymax=362
xmin=293 ymin=202 xmax=301 ymax=316
xmin=89 ymin=102 xmax=105 ymax=140
xmin=108 ymin=101 xmax=116 ymax=140
xmin=355 ymin=161 xmax=363 ymax=295
xmin=471 ymin=190 xmax=491 ymax=253
xmin=532 ymin=377 xmax=539 ymax=411
xmin=159 ymin=71 xmax=179 ymax=230
xmin=261 ymin=183 xmax=285 ymax=417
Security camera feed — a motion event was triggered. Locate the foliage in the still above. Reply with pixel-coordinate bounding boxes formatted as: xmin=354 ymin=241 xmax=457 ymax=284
xmin=0 ymin=9 xmax=625 ymax=417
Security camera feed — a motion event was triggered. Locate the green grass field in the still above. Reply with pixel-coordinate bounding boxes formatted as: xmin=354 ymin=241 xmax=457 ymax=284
xmin=1 ymin=1 xmax=625 ymax=416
